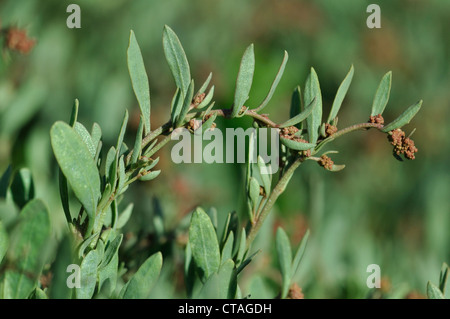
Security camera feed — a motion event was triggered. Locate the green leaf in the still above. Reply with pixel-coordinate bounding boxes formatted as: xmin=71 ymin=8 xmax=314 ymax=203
xmin=189 ymin=207 xmax=221 ymax=282
xmin=170 ymin=88 xmax=183 ymax=125
xmin=0 ymin=165 xmax=12 ymax=199
xmin=175 ymin=79 xmax=195 ymax=127
xmin=139 ymin=169 xmax=161 ymax=181
xmin=371 ymin=71 xmax=392 ymax=116
xmin=5 ymin=199 xmax=51 ymax=298
xmin=49 ymin=235 xmax=74 ymax=299
xmin=69 ymin=99 xmax=79 ymax=126
xmin=248 ymin=177 xmax=260 ymax=211
xmin=105 ymin=146 xmax=117 ymax=182
xmin=128 ymin=30 xmax=151 ymax=134
xmin=91 ymin=123 xmax=102 ymax=149
xmin=117 ymin=156 xmax=126 ymax=193
xmin=304 ymin=68 xmax=323 ymax=144
xmin=254 ymin=50 xmax=288 ymax=112
xmin=74 ymin=122 xmax=96 ymax=158
xmin=235 ymin=228 xmax=247 ymax=266
xmin=197 ymin=85 xmax=214 ymax=110
xmin=291 ymin=229 xmax=309 ymax=280
xmin=51 ymin=122 xmax=101 ymax=223
xmin=116 ymin=203 xmax=134 ymax=229
xmin=290 ymin=86 xmax=303 ymax=129
xmin=98 ymin=252 xmax=119 ymax=296
xmin=327 ymin=65 xmax=354 ymax=123
xmin=163 ymin=25 xmax=191 ymax=98
xmin=330 ymin=164 xmax=346 ymax=172
xmin=195 ymin=259 xmax=236 ymax=299
xmin=100 ymin=234 xmax=123 ymax=269
xmin=236 ymin=249 xmax=260 ymax=274
xmin=31 ymin=288 xmax=48 ymax=299
xmin=279 ymin=97 xmax=317 ymax=128
xmin=116 ymin=110 xmax=129 ymax=161
xmin=10 ymin=168 xmax=35 ymax=209
xmin=196 ymin=72 xmax=212 ymax=96
xmin=76 ymin=249 xmax=99 ymax=299
xmin=276 ymin=227 xmax=292 ymax=299
xmin=232 ymin=44 xmax=255 ymax=118
xmin=0 ymin=222 xmax=8 ymax=264
xmin=427 ymin=281 xmax=445 ymax=299
xmin=257 ymin=156 xmax=271 ymax=196
xmin=131 ymin=116 xmax=144 ymax=165
xmin=201 ymin=112 xmax=217 ymax=132
xmin=280 ymin=137 xmax=315 ymax=151
xmin=221 ymin=231 xmax=234 ymax=265
xmin=120 ymin=252 xmax=163 ymax=299
xmin=439 ymin=263 xmax=449 ymax=295
xmin=381 ymin=100 xmax=423 ymax=132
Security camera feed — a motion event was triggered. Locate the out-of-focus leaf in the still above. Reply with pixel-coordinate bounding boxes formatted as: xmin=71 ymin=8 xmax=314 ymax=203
xmin=279 ymin=97 xmax=317 ymax=128
xmin=257 ymin=156 xmax=272 ymax=196
xmin=235 ymin=228 xmax=247 ymax=266
xmin=327 ymin=65 xmax=354 ymax=123
xmin=5 ymin=199 xmax=50 ymax=299
xmin=439 ymin=263 xmax=449 ymax=295
xmin=189 ymin=207 xmax=221 ymax=282
xmin=371 ymin=71 xmax=392 ymax=116
xmin=0 ymin=165 xmax=12 ymax=199
xmin=10 ymin=168 xmax=35 ymax=209
xmin=330 ymin=164 xmax=346 ymax=172
xmin=232 ymin=44 xmax=255 ymax=118
xmin=51 ymin=122 xmax=100 ymax=225
xmin=276 ymin=227 xmax=292 ymax=299
xmin=221 ymin=231 xmax=234 ymax=265
xmin=304 ymin=68 xmax=323 ymax=144
xmin=254 ymin=50 xmax=288 ymax=112
xmin=195 ymin=259 xmax=236 ymax=299
xmin=49 ymin=234 xmax=74 ymax=299
xmin=128 ymin=30 xmax=151 ymax=134
xmin=381 ymin=100 xmax=423 ymax=132
xmin=248 ymin=177 xmax=260 ymax=211
xmin=116 ymin=203 xmax=133 ymax=229
xmin=427 ymin=281 xmax=445 ymax=299
xmin=120 ymin=252 xmax=163 ymax=299
xmin=163 ymin=25 xmax=191 ymax=98
xmin=280 ymin=137 xmax=315 ymax=151
xmin=0 ymin=222 xmax=8 ymax=264
xmin=291 ymin=229 xmax=309 ymax=279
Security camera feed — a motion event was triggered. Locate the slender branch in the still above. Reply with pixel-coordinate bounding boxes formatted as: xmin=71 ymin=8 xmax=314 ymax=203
xmin=246 ymin=157 xmax=303 ymax=249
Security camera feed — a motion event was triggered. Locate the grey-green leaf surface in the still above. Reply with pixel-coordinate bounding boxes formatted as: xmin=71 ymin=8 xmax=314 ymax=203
xmin=276 ymin=227 xmax=292 ymax=299
xmin=221 ymin=231 xmax=234 ymax=265
xmin=195 ymin=259 xmax=236 ymax=299
xmin=439 ymin=263 xmax=449 ymax=295
xmin=163 ymin=25 xmax=191 ymax=98
xmin=116 ymin=203 xmax=134 ymax=229
xmin=128 ymin=30 xmax=151 ymax=134
xmin=280 ymin=137 xmax=315 ymax=151
xmin=189 ymin=207 xmax=221 ymax=282
xmin=131 ymin=116 xmax=144 ymax=165
xmin=51 ymin=122 xmax=101 ymax=221
xmin=121 ymin=251 xmax=163 ymax=299
xmin=427 ymin=281 xmax=445 ymax=299
xmin=371 ymin=71 xmax=392 ymax=116
xmin=279 ymin=97 xmax=317 ymax=128
xmin=139 ymin=169 xmax=161 ymax=181
xmin=76 ymin=249 xmax=99 ymax=299
xmin=5 ymin=199 xmax=50 ymax=298
xmin=327 ymin=65 xmax=354 ymax=123
xmin=381 ymin=100 xmax=423 ymax=132
xmin=49 ymin=235 xmax=74 ymax=299
xmin=0 ymin=222 xmax=8 ymax=265
xmin=304 ymin=68 xmax=323 ymax=144
xmin=74 ymin=122 xmax=96 ymax=158
xmin=176 ymin=79 xmax=194 ymax=127
xmin=232 ymin=44 xmax=255 ymax=118
xmin=248 ymin=177 xmax=260 ymax=211
xmin=291 ymin=229 xmax=309 ymax=280
xmin=197 ymin=85 xmax=215 ymax=109
xmin=196 ymin=72 xmax=212 ymax=96
xmin=254 ymin=50 xmax=288 ymax=112
xmin=290 ymin=86 xmax=303 ymax=127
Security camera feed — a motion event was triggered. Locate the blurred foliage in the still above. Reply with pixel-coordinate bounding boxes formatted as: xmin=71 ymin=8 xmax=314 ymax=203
xmin=0 ymin=0 xmax=449 ymax=298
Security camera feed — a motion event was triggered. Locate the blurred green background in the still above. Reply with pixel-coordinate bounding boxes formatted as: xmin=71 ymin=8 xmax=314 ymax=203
xmin=0 ymin=0 xmax=449 ymax=298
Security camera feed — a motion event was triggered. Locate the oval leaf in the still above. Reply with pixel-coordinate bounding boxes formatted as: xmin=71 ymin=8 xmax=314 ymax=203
xmin=121 ymin=251 xmax=163 ymax=299
xmin=51 ymin=122 xmax=101 ymax=220
xmin=189 ymin=207 xmax=221 ymax=282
